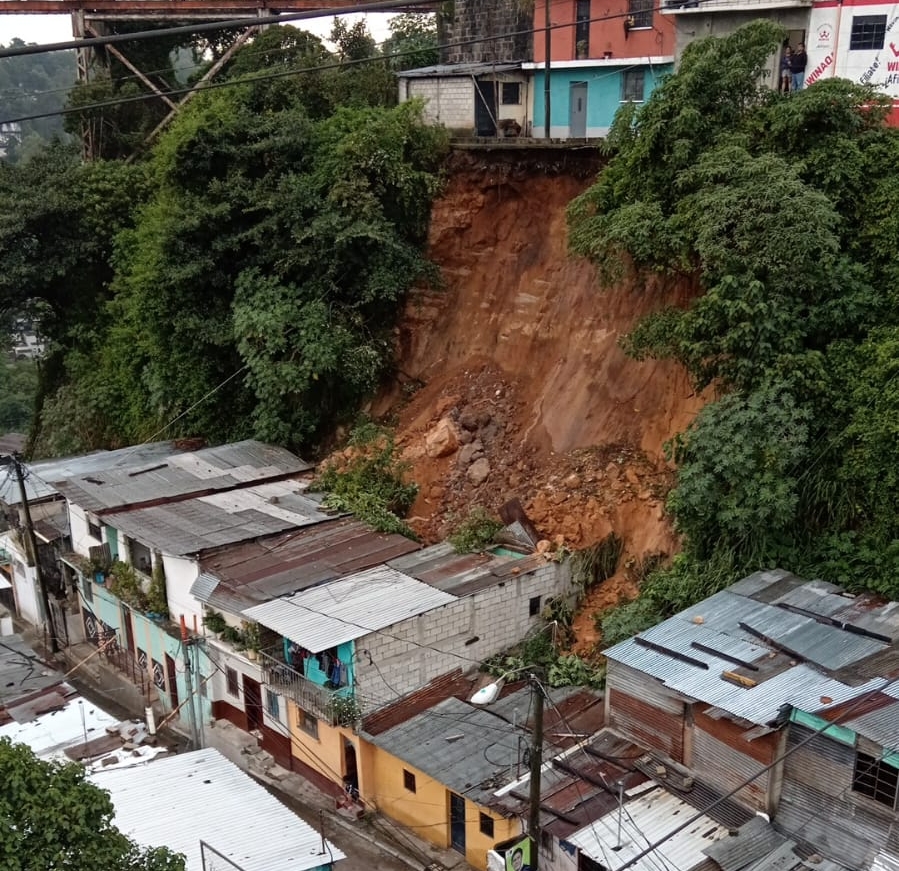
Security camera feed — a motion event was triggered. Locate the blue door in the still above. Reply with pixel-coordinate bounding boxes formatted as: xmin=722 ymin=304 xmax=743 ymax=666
xmin=449 ymin=792 xmax=466 ymax=853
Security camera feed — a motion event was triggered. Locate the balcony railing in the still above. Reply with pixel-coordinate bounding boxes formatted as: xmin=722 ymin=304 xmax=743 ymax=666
xmin=259 ymin=648 xmax=351 ymax=725
xmin=662 ymin=0 xmax=811 ymax=12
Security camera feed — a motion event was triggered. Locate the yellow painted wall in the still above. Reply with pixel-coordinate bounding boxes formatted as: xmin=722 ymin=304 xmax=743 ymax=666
xmin=364 ymin=740 xmax=520 ymax=871
xmin=286 ymin=699 xmax=362 ymax=791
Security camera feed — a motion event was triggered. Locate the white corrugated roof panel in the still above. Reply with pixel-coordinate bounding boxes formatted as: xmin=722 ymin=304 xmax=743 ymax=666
xmin=91 ymin=749 xmax=344 ymax=871
xmin=243 ymin=565 xmax=456 ymax=652
xmin=567 ymin=786 xmax=729 ymax=871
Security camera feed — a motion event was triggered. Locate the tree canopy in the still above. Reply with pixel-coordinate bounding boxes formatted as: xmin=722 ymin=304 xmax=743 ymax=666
xmin=0 ymin=738 xmax=184 ymax=871
xmin=0 ymin=25 xmax=448 ymax=456
xmin=568 ymin=21 xmax=899 ymax=635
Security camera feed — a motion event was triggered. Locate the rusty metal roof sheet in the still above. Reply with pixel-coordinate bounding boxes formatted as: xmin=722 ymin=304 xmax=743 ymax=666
xmin=54 ymin=440 xmax=310 ymax=514
xmin=388 ymin=542 xmax=544 ymax=597
xmin=104 ymin=479 xmax=331 ymax=556
xmin=194 ymin=518 xmax=420 ymax=611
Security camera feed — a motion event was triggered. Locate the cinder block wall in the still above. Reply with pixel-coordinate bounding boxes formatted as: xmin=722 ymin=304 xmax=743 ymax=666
xmin=439 ymin=0 xmax=532 ymax=64
xmin=355 ymin=560 xmax=572 ymax=711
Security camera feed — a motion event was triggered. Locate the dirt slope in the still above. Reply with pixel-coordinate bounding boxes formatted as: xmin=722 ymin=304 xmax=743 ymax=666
xmin=372 ymin=149 xmax=704 ymax=602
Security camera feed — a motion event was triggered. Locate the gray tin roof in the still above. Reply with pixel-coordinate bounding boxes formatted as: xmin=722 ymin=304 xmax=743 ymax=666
xmin=0 ymin=442 xmax=178 ymax=507
xmin=605 ymin=569 xmax=899 ymax=733
xmin=397 ymin=62 xmax=521 ymax=78
xmin=243 ymin=565 xmax=456 ymax=652
xmin=103 ymin=480 xmax=329 ymax=556
xmin=53 ymin=440 xmax=310 ymax=514
xmin=367 ymin=696 xmax=525 ymax=806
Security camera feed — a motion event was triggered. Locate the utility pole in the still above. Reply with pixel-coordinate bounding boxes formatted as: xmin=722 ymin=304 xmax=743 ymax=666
xmin=544 ymin=0 xmax=552 ymax=139
xmin=528 ymin=673 xmax=544 ymax=871
xmin=180 ymin=616 xmax=201 ymax=749
xmin=6 ymin=453 xmax=58 ymax=653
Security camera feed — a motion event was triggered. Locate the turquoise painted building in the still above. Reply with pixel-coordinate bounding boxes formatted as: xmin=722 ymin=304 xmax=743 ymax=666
xmin=526 ymin=59 xmax=673 ymax=138
xmin=71 ymin=564 xmax=214 ymax=730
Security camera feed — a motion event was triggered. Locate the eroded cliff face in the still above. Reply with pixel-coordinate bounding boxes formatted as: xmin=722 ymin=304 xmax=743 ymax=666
xmin=372 ymin=149 xmax=704 ymax=587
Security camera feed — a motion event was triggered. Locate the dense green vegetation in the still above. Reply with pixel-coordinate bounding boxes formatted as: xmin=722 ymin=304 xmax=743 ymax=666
xmin=0 ymin=359 xmax=37 ymax=432
xmin=0 ymin=23 xmax=447 ymax=457
xmin=0 ymin=738 xmax=184 ymax=870
xmin=568 ymin=21 xmax=899 ymax=639
xmin=0 ymin=41 xmax=76 ymax=161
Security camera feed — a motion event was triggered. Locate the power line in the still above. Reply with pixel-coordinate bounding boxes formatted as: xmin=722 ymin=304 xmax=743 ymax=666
xmin=0 ymin=0 xmax=437 ymax=59
xmin=613 ymin=673 xmax=899 ymax=871
xmin=0 ymin=5 xmax=665 ymax=127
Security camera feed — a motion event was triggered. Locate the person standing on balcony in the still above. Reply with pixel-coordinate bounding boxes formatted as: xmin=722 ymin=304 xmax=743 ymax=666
xmin=780 ymin=45 xmax=793 ymax=92
xmin=791 ymin=42 xmax=807 ymax=91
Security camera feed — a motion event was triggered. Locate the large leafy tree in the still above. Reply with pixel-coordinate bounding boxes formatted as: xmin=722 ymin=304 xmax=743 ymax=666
xmin=31 ymin=33 xmax=447 ymax=455
xmin=571 ymin=21 xmax=899 ymax=611
xmin=0 ymin=738 xmax=184 ymax=871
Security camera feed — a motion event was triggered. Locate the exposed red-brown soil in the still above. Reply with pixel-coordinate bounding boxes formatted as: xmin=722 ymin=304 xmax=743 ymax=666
xmin=367 ymin=149 xmax=705 ymax=638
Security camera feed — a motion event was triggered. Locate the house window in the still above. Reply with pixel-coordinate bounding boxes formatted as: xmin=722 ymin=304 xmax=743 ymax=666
xmin=82 ymin=575 xmax=93 ymax=604
xmin=87 ymin=517 xmax=102 ymax=541
xmin=529 ymin=596 xmax=542 ymax=617
xmin=266 ymin=689 xmax=280 ymax=719
xmin=501 ymin=82 xmax=521 ymax=105
xmin=628 ymin=0 xmax=652 ymax=29
xmin=575 ymin=0 xmax=590 ymax=56
xmin=850 ymin=15 xmax=886 ymax=50
xmin=622 ymin=69 xmax=646 ymax=103
xmin=403 ymin=769 xmax=417 ymax=793
xmin=128 ymin=539 xmax=152 ymax=574
xmin=852 ymin=750 xmax=899 ymax=808
xmin=297 ymin=707 xmax=319 ymax=739
xmin=479 ymin=812 xmax=494 ymax=837
xmin=226 ymin=667 xmax=239 ymax=697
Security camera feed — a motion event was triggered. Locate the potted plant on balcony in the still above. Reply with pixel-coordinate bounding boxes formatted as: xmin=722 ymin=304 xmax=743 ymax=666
xmin=221 ymin=624 xmax=243 ymax=648
xmin=204 ymin=610 xmax=227 ymax=638
xmin=242 ymin=621 xmax=261 ymax=661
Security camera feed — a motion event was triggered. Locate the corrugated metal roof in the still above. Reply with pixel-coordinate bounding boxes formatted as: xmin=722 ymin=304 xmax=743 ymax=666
xmin=388 ymin=541 xmax=542 ymax=597
xmin=605 ymin=574 xmax=899 ymax=728
xmin=0 ymin=634 xmax=67 ymax=716
xmin=103 ymin=480 xmax=330 ymax=556
xmin=842 ymin=699 xmax=899 ymax=748
xmin=566 ymin=785 xmax=730 ymax=871
xmin=703 ymin=816 xmax=787 ymax=871
xmin=368 ymin=697 xmax=525 ymax=806
xmin=398 ymin=61 xmax=521 ymax=78
xmin=197 ymin=519 xmax=420 ymax=611
xmin=54 ymin=440 xmax=310 ymax=513
xmin=91 ymin=749 xmax=344 ymax=871
xmin=243 ymin=565 xmax=456 ymax=652
xmin=0 ymin=442 xmax=177 ymax=507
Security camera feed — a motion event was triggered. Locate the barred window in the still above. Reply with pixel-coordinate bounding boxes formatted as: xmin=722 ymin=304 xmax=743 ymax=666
xmin=853 ymin=751 xmax=899 ymax=808
xmin=628 ymin=0 xmax=652 ymax=29
xmin=849 ymin=15 xmax=886 ymax=50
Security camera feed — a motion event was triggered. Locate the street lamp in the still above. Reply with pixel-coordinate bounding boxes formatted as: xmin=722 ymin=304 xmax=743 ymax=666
xmin=471 ymin=666 xmax=546 ymax=871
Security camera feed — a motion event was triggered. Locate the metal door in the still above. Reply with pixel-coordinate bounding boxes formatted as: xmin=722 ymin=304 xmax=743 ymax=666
xmin=165 ymin=653 xmax=180 ymax=711
xmin=474 ymin=78 xmax=498 ymax=136
xmin=569 ymin=81 xmax=588 ymax=137
xmin=449 ymin=792 xmax=466 ymax=854
xmin=244 ymin=676 xmax=264 ymax=732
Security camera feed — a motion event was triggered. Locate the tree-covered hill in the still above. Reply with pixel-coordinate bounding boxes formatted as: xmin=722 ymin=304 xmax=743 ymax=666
xmin=0 ymin=24 xmax=447 ymax=456
xmin=569 ymin=21 xmax=899 ymax=625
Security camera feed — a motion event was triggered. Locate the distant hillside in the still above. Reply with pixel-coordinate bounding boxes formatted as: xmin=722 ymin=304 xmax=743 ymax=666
xmin=0 ymin=40 xmax=76 ymax=160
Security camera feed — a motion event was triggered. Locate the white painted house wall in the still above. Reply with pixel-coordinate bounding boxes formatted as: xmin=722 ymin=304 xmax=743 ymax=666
xmin=1 ymin=530 xmax=40 ymax=624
